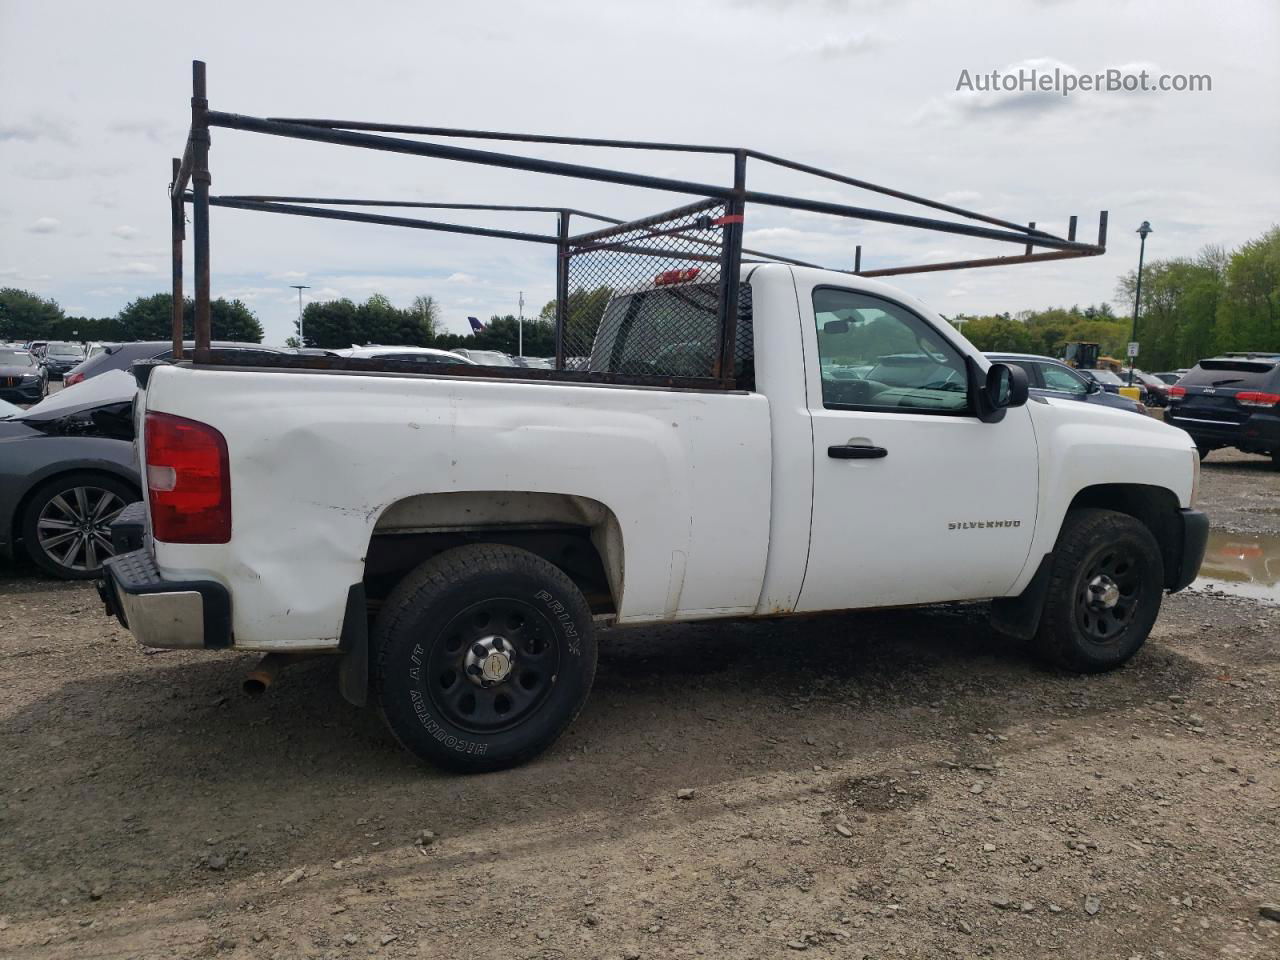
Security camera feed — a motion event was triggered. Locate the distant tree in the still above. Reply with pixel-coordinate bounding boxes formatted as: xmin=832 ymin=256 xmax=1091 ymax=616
xmin=300 ymin=298 xmax=360 ymax=349
xmin=410 ymin=295 xmax=441 ymax=341
xmin=1216 ymin=226 xmax=1280 ymax=354
xmin=0 ymin=287 xmax=63 ymax=340
xmin=114 ymin=294 xmax=264 ymax=342
xmin=952 ymin=313 xmax=1032 ymax=353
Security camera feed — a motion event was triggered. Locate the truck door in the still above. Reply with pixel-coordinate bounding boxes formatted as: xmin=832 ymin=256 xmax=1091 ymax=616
xmin=795 ymin=284 xmax=1038 ymax=612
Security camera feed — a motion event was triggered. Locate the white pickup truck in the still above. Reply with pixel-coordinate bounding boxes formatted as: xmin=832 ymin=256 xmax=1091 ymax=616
xmin=100 ymin=265 xmax=1208 ymax=771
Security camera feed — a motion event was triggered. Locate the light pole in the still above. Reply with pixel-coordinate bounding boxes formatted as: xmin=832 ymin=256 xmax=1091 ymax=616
xmin=517 ymin=291 xmax=524 ymax=358
xmin=1128 ymin=221 xmax=1152 ymax=386
xmin=290 ymin=284 xmax=310 ymax=346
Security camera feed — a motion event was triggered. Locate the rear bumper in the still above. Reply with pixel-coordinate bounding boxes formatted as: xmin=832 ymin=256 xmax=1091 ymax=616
xmin=1165 ymin=409 xmax=1280 ymax=452
xmin=1169 ymin=509 xmax=1210 ymax=593
xmin=98 ymin=548 xmax=232 ymax=649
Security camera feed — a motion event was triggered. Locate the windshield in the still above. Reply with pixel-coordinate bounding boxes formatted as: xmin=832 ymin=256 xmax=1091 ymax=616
xmin=0 ymin=349 xmax=36 ymax=367
xmin=46 ymin=342 xmax=84 ymax=357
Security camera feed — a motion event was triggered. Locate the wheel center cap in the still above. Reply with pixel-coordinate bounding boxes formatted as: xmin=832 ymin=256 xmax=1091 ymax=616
xmin=1087 ymin=574 xmax=1120 ymax=610
xmin=481 ymin=651 xmax=511 ymax=682
xmin=465 ymin=636 xmax=515 ymax=686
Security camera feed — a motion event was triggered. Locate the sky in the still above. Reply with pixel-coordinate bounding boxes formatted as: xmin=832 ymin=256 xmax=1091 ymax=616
xmin=1 ymin=0 xmax=1277 ymax=345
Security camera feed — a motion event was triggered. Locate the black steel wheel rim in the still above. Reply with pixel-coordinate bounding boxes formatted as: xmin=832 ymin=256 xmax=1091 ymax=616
xmin=1075 ymin=544 xmax=1143 ymax=643
xmin=36 ymin=486 xmax=126 ymax=573
xmin=424 ymin=597 xmax=561 ymax=734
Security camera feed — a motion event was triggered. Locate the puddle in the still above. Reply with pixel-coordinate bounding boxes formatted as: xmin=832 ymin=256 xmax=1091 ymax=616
xmin=1192 ymin=530 xmax=1280 ymax=604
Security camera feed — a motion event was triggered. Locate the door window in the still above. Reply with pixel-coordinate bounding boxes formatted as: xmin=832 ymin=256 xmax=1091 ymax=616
xmin=1038 ymin=362 xmax=1089 ymax=396
xmin=813 ymin=288 xmax=969 ymax=412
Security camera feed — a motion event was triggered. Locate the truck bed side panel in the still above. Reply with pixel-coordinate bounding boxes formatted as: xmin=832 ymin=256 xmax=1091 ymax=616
xmin=143 ymin=367 xmax=772 ymax=646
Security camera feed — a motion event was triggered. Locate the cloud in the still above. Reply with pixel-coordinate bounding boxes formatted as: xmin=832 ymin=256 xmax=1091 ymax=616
xmin=107 ymin=119 xmax=172 ymax=143
xmin=26 ymin=217 xmax=60 ymax=234
xmin=112 ymin=224 xmax=139 ymax=240
xmin=94 ymin=261 xmax=158 ymax=275
xmin=445 ymin=272 xmax=478 ymax=284
xmin=0 ymin=117 xmax=74 ymax=144
xmin=108 ymin=248 xmax=166 ymax=258
xmin=801 ymin=32 xmax=881 ymax=59
xmin=268 ymin=270 xmax=308 ymax=281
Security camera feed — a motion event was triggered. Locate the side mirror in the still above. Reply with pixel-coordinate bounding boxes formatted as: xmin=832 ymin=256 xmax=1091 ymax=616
xmin=966 ymin=358 xmax=1028 ymax=423
xmin=986 ymin=362 xmax=1029 ymax=410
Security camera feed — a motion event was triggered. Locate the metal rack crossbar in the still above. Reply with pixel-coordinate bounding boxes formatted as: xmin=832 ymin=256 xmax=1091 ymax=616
xmin=169 ymin=60 xmax=1108 ymax=390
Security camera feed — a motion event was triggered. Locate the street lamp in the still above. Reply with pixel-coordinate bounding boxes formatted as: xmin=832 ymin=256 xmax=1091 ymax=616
xmin=1128 ymin=221 xmax=1152 ymax=386
xmin=290 ymin=284 xmax=310 ymax=346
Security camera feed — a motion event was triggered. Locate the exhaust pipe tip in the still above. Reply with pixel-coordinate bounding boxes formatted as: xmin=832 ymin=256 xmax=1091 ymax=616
xmin=242 ymin=671 xmax=272 ymax=696
xmin=242 ymin=652 xmax=295 ymax=696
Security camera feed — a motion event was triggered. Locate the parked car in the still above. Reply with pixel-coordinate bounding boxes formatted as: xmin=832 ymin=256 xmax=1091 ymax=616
xmin=101 ymin=265 xmax=1207 ymax=773
xmin=62 ymin=340 xmax=287 ymax=387
xmin=452 ymin=348 xmax=518 ymax=366
xmin=0 ymin=347 xmax=50 ymax=404
xmin=1079 ymin=367 xmax=1150 ymax=404
xmin=1165 ymin=354 xmax=1280 ymax=467
xmin=1151 ymin=370 xmax=1189 ymax=385
xmin=40 ymin=341 xmax=87 ymax=380
xmin=513 ymin=356 xmax=554 ymax=370
xmin=1122 ymin=369 xmax=1171 ymax=407
xmin=339 ymin=346 xmax=476 ymax=366
xmin=985 ymin=353 xmax=1147 ymax=415
xmin=0 ymin=388 xmax=140 ymax=578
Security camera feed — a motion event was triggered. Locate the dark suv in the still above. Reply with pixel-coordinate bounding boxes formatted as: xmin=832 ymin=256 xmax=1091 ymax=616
xmin=1165 ymin=355 xmax=1280 ymax=467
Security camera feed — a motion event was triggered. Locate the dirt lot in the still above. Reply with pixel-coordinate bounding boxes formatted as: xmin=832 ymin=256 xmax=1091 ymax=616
xmin=1 ymin=451 xmax=1277 ymax=960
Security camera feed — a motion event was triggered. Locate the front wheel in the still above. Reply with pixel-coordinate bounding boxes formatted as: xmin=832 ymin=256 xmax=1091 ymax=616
xmin=373 ymin=543 xmax=597 ymax=772
xmin=1034 ymin=508 xmax=1164 ymax=673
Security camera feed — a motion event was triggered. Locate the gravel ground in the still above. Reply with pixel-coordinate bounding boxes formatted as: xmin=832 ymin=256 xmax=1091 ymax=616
xmin=1 ymin=451 xmax=1277 ymax=959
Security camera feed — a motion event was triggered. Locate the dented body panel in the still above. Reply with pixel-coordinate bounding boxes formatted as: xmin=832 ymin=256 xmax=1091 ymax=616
xmin=143 ymin=365 xmax=773 ymax=646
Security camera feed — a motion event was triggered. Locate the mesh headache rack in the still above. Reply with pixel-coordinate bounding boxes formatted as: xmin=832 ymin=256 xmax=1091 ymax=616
xmin=169 ymin=60 xmax=1108 ymax=391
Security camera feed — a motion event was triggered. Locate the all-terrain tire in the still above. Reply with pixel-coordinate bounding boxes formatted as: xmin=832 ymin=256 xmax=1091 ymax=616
xmin=373 ymin=543 xmax=597 ymax=773
xmin=1034 ymin=508 xmax=1164 ymax=673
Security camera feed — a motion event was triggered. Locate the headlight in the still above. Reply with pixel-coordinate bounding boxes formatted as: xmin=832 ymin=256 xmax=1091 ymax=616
xmin=21 ymin=374 xmax=39 ymax=383
xmin=1189 ymin=446 xmax=1200 ymax=507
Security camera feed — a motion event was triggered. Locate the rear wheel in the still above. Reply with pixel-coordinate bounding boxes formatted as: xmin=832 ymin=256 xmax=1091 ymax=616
xmin=21 ymin=472 xmax=136 ymax=579
xmin=1035 ymin=508 xmax=1164 ymax=673
xmin=373 ymin=543 xmax=597 ymax=772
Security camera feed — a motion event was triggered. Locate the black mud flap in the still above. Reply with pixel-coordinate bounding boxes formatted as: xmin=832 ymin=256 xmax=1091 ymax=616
xmin=337 ymin=583 xmax=369 ymax=707
xmin=989 ymin=553 xmax=1053 ymax=641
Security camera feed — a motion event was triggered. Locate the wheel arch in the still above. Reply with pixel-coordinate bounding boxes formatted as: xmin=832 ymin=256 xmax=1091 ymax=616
xmin=363 ymin=491 xmax=625 ymax=617
xmin=1064 ymin=483 xmax=1185 ymax=589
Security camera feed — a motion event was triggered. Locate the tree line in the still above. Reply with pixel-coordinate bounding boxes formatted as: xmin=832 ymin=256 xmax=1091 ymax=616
xmin=954 ymin=225 xmax=1279 ymax=370
xmin=6 ymin=225 xmax=1274 ymax=367
xmin=0 ymin=290 xmax=264 ymax=343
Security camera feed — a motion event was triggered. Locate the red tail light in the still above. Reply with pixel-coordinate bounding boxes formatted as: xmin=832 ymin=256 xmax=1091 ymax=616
xmin=1168 ymin=386 xmax=1186 ymax=399
xmin=1236 ymin=391 xmax=1280 ymax=408
xmin=64 ymin=371 xmax=84 ymax=387
xmin=144 ymin=412 xmax=231 ymax=543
